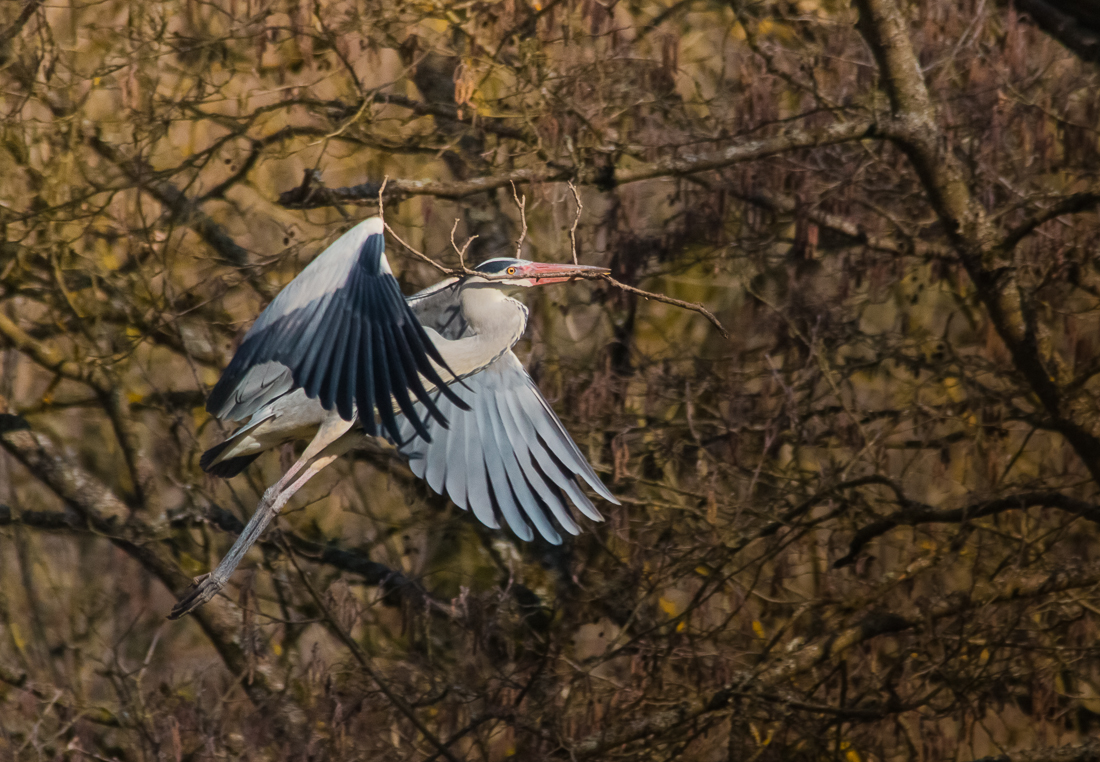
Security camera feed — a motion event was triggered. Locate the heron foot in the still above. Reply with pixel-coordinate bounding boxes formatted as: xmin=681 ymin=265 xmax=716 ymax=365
xmin=168 ymin=573 xmax=223 ymax=619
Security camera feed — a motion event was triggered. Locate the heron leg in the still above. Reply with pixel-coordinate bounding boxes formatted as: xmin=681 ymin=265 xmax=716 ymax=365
xmin=169 ymin=415 xmax=355 ymax=619
xmin=264 ymin=411 xmax=358 ymax=500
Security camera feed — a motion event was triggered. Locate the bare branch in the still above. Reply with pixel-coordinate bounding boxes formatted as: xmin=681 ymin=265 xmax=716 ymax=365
xmin=567 ymin=181 xmax=582 ymax=265
xmin=0 ymin=405 xmax=280 ymax=709
xmin=855 ymin=0 xmax=1100 ymax=487
xmin=88 ymin=136 xmax=251 ymax=266
xmin=448 ymin=218 xmax=479 ymax=272
xmin=511 ymin=182 xmax=528 ymax=259
xmin=283 ymin=544 xmax=464 ymax=762
xmin=377 ymin=174 xmax=388 ymax=222
xmin=1000 ymin=190 xmax=1100 ymax=252
xmin=0 ymin=0 xmax=43 ymax=46
xmin=834 ymin=491 xmax=1100 ymax=568
xmin=600 ymin=274 xmax=729 ymax=340
xmin=0 ymin=312 xmax=109 ymax=390
xmin=278 ymin=119 xmax=879 ymax=207
xmin=569 ymin=561 xmax=1100 ymax=757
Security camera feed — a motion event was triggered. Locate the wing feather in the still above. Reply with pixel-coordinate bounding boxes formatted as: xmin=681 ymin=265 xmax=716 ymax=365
xmin=464 ymin=402 xmax=498 ymax=529
xmin=501 ymin=387 xmax=607 ymax=523
xmin=423 ymin=405 xmax=448 ymax=493
xmin=496 ymin=390 xmax=582 ymax=534
xmin=397 ymin=352 xmax=614 ymax=543
xmin=525 ymin=394 xmax=618 ymax=504
xmin=476 ymin=399 xmax=534 ymax=540
xmin=206 ymin=217 xmax=469 ymax=441
xmin=371 ymin=316 xmax=399 ymax=441
xmin=334 ymin=295 xmax=361 ymax=421
xmin=443 ymin=399 xmax=468 ymax=508
xmin=487 ymin=400 xmax=555 ymax=540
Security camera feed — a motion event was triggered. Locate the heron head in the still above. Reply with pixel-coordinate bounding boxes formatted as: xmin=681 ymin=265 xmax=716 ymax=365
xmin=473 ymin=257 xmax=609 ymax=288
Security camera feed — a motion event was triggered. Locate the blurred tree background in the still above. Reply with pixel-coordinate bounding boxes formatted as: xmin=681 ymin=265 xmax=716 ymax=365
xmin=5 ymin=0 xmax=1100 ymax=758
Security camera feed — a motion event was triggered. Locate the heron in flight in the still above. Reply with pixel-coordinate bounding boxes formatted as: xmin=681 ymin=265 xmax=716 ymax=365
xmin=171 ymin=217 xmax=618 ymax=618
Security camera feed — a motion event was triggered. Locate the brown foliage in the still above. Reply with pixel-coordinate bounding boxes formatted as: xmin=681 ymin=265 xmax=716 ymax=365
xmin=4 ymin=0 xmax=1100 ymax=759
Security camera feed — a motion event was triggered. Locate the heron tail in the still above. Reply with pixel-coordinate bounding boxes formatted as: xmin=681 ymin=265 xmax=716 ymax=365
xmin=200 ymin=441 xmax=261 ymax=478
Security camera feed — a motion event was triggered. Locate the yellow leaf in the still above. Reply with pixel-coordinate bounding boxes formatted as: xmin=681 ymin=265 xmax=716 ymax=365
xmin=839 ymin=740 xmax=861 ymax=762
xmin=97 ymin=238 xmax=119 ymax=270
xmin=749 ymin=723 xmax=774 ymax=745
xmin=752 ymin=620 xmax=766 ymax=639
xmin=659 ymin=597 xmax=678 ymax=617
xmin=942 ymin=376 xmax=964 ymax=402
xmin=10 ymin=623 xmax=25 ymax=652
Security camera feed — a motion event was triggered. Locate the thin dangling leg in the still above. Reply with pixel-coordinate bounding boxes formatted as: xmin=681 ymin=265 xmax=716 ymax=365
xmin=169 ymin=414 xmax=355 ymax=619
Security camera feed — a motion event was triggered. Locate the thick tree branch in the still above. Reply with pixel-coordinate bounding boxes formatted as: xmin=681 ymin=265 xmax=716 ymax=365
xmin=0 ymin=312 xmax=152 ymax=507
xmin=1001 ymin=191 xmax=1100 ymax=252
xmin=0 ymin=0 xmax=42 ymax=47
xmin=0 ymin=311 xmax=109 ymax=390
xmin=834 ymin=491 xmax=1100 ymax=567
xmin=88 ymin=136 xmax=251 ymax=266
xmin=0 ymin=407 xmax=278 ymax=708
xmin=855 ymin=0 xmax=1100 ymax=486
xmin=728 ymin=186 xmax=951 ymax=259
xmin=278 ymin=119 xmax=878 ymax=207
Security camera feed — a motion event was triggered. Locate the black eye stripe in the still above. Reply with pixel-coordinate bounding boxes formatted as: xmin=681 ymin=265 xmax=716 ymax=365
xmin=475 ymin=258 xmax=522 ymax=274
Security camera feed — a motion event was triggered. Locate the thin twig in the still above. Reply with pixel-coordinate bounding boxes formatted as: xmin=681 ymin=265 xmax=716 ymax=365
xmin=379 ymin=182 xmax=453 ymax=278
xmin=600 ymin=274 xmax=730 ymax=339
xmin=281 ymin=540 xmax=463 ymax=762
xmin=567 ymin=181 xmax=582 ymax=265
xmin=375 ymin=203 xmax=728 ymax=339
xmin=318 ymin=93 xmax=371 ymax=143
xmin=511 ymin=182 xmax=528 ymax=258
xmin=449 ymin=219 xmax=479 ymax=273
xmin=384 ymin=225 xmax=454 ymax=277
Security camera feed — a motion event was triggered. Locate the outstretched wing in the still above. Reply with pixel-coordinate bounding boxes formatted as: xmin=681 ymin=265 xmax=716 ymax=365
xmin=396 ymin=352 xmax=618 ymax=544
xmin=206 ymin=217 xmax=468 ymax=442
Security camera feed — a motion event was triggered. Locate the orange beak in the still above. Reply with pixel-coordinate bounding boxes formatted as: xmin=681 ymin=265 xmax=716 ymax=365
xmin=519 ymin=262 xmax=610 ymax=284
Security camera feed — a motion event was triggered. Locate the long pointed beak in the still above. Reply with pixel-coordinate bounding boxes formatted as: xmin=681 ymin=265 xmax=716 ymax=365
xmin=522 ymin=262 xmax=610 ymax=284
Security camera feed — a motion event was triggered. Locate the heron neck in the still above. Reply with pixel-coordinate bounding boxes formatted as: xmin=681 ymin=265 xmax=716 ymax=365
xmin=432 ymin=288 xmax=529 ymax=379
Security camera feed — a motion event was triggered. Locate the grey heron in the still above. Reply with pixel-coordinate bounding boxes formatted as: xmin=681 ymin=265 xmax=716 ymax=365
xmin=170 ymin=217 xmax=618 ymax=618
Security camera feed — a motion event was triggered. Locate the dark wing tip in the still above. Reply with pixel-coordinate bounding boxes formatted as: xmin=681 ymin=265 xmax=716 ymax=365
xmin=200 ymin=441 xmax=260 ymax=478
xmin=199 ymin=441 xmax=230 ymax=472
xmin=403 ymin=317 xmax=472 ymax=414
xmin=356 ymin=231 xmax=386 ymax=275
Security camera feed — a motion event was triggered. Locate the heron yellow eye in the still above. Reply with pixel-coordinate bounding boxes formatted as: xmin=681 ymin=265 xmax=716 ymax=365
xmin=507 ymin=266 xmax=516 ymax=275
